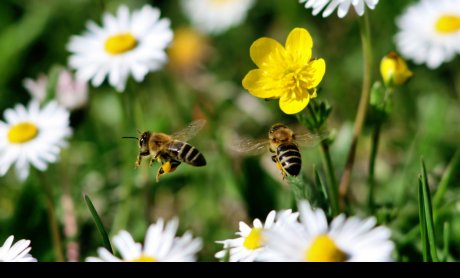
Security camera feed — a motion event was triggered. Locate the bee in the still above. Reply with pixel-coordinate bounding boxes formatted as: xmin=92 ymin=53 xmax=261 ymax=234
xmin=124 ymin=119 xmax=207 ymax=182
xmin=233 ymin=123 xmax=326 ymax=178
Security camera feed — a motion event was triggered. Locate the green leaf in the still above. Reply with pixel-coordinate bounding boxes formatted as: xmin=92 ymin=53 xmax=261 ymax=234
xmin=84 ymin=194 xmax=113 ymax=254
xmin=419 ymin=159 xmax=439 ymax=262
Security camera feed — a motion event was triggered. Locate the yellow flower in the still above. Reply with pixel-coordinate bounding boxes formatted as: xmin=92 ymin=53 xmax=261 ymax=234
xmin=242 ymin=28 xmax=326 ymax=114
xmin=380 ymin=51 xmax=413 ymax=87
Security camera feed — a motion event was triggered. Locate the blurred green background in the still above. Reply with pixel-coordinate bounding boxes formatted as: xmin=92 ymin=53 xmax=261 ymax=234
xmin=0 ymin=0 xmax=459 ymax=262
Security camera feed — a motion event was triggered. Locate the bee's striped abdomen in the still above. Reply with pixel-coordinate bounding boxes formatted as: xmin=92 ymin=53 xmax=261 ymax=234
xmin=169 ymin=141 xmax=206 ymax=166
xmin=277 ymin=144 xmax=301 ymax=176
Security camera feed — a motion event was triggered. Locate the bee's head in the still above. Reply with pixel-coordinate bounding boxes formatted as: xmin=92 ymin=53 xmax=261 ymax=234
xmin=139 ymin=132 xmax=151 ymax=151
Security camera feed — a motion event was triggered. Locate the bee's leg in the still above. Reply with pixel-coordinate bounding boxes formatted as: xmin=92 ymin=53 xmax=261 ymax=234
xmin=272 ymin=155 xmax=287 ymax=179
xmin=156 ymin=160 xmax=181 ymax=182
xmin=135 ymin=151 xmax=149 ymax=168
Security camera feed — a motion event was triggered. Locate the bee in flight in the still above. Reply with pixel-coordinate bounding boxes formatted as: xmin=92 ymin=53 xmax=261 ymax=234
xmin=234 ymin=123 xmax=326 ymax=178
xmin=124 ymin=119 xmax=207 ymax=182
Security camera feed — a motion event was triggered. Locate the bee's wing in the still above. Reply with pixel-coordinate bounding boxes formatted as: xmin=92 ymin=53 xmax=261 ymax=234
xmin=170 ymin=119 xmax=206 ymax=142
xmin=290 ymin=124 xmax=329 ymax=147
xmin=231 ymin=137 xmax=269 ymax=155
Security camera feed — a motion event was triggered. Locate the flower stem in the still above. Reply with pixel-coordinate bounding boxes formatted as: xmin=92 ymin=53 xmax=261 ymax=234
xmin=307 ymin=105 xmax=339 ymax=216
xmin=338 ymin=11 xmax=373 ymax=209
xmin=37 ymin=171 xmax=64 ymax=262
xmin=367 ymin=88 xmax=392 ymax=213
xmin=367 ymin=120 xmax=381 ymax=213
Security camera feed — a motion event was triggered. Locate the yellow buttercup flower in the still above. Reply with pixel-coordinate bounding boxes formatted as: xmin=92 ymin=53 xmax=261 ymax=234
xmin=242 ymin=27 xmax=326 ymax=115
xmin=380 ymin=51 xmax=413 ymax=87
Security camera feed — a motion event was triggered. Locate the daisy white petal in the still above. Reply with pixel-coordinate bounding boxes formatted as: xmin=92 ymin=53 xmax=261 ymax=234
xmin=299 ymin=0 xmax=379 ymax=18
xmin=86 ymin=218 xmax=201 ymax=262
xmin=0 ymin=236 xmax=37 ymax=262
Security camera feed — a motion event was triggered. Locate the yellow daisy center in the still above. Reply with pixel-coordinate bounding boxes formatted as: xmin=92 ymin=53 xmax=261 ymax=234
xmin=7 ymin=122 xmax=39 ymax=144
xmin=304 ymin=235 xmax=347 ymax=262
xmin=105 ymin=33 xmax=138 ymax=55
xmin=435 ymin=15 xmax=460 ymax=34
xmin=130 ymin=255 xmax=157 ymax=262
xmin=243 ymin=228 xmax=263 ymax=250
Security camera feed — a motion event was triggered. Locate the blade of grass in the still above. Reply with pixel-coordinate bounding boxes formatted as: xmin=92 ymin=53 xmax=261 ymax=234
xmin=420 ymin=159 xmax=439 ymax=262
xmin=84 ymin=194 xmax=113 ymax=253
xmin=314 ymin=166 xmax=330 ymax=215
xmin=418 ymin=177 xmax=430 ymax=262
xmin=442 ymin=222 xmax=450 ymax=262
xmin=433 ymin=149 xmax=460 ymax=210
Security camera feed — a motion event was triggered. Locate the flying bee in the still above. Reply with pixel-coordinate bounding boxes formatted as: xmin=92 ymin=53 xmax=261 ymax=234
xmin=233 ymin=123 xmax=327 ymax=178
xmin=124 ymin=119 xmax=207 ymax=182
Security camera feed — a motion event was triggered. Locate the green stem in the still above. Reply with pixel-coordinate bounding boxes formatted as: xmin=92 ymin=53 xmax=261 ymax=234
xmin=339 ymin=12 xmax=373 ymax=209
xmin=37 ymin=171 xmax=64 ymax=262
xmin=367 ymin=88 xmax=392 ymax=213
xmin=367 ymin=121 xmax=381 ymax=213
xmin=307 ymin=105 xmax=339 ymax=216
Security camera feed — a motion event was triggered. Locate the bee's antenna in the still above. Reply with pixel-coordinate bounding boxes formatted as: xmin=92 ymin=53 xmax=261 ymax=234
xmin=136 ymin=129 xmax=142 ymax=134
xmin=122 ymin=136 xmax=139 ymax=140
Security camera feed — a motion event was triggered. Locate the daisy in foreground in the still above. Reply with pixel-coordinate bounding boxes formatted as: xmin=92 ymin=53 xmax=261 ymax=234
xmin=299 ymin=0 xmax=379 ymax=18
xmin=86 ymin=218 xmax=202 ymax=262
xmin=0 ymin=101 xmax=72 ymax=180
xmin=180 ymin=0 xmax=255 ymax=35
xmin=67 ymin=5 xmax=173 ymax=92
xmin=0 ymin=235 xmax=37 ymax=262
xmin=215 ymin=210 xmax=298 ymax=262
xmin=242 ymin=27 xmax=325 ymax=114
xmin=396 ymin=0 xmax=460 ymax=69
xmin=259 ymin=201 xmax=394 ymax=262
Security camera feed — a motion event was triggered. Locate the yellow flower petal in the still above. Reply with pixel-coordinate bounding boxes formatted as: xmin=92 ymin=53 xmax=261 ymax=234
xmin=279 ymin=93 xmax=310 ymax=115
xmin=250 ymin=38 xmax=286 ymax=69
xmin=305 ymin=58 xmax=326 ymax=89
xmin=242 ymin=69 xmax=283 ymax=98
xmin=285 ymin=28 xmax=313 ymax=65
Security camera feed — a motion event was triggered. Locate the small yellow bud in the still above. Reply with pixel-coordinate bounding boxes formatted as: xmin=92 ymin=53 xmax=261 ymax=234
xmin=380 ymin=52 xmax=413 ymax=87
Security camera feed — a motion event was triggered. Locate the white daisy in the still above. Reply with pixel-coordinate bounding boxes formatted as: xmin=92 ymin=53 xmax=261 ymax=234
xmin=86 ymin=218 xmax=202 ymax=262
xmin=0 ymin=235 xmax=37 ymax=262
xmin=180 ymin=0 xmax=255 ymax=35
xmin=67 ymin=5 xmax=173 ymax=92
xmin=260 ymin=201 xmax=394 ymax=262
xmin=0 ymin=101 xmax=72 ymax=181
xmin=214 ymin=209 xmax=298 ymax=262
xmin=299 ymin=0 xmax=379 ymax=18
xmin=395 ymin=0 xmax=460 ymax=69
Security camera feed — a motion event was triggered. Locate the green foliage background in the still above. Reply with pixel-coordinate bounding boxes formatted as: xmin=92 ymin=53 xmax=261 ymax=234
xmin=0 ymin=0 xmax=459 ymax=262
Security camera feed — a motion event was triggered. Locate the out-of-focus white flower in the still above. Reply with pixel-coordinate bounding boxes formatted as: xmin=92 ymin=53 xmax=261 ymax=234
xmin=395 ymin=0 xmax=460 ymax=69
xmin=181 ymin=0 xmax=255 ymax=35
xmin=23 ymin=74 xmax=48 ymax=103
xmin=56 ymin=69 xmax=89 ymax=111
